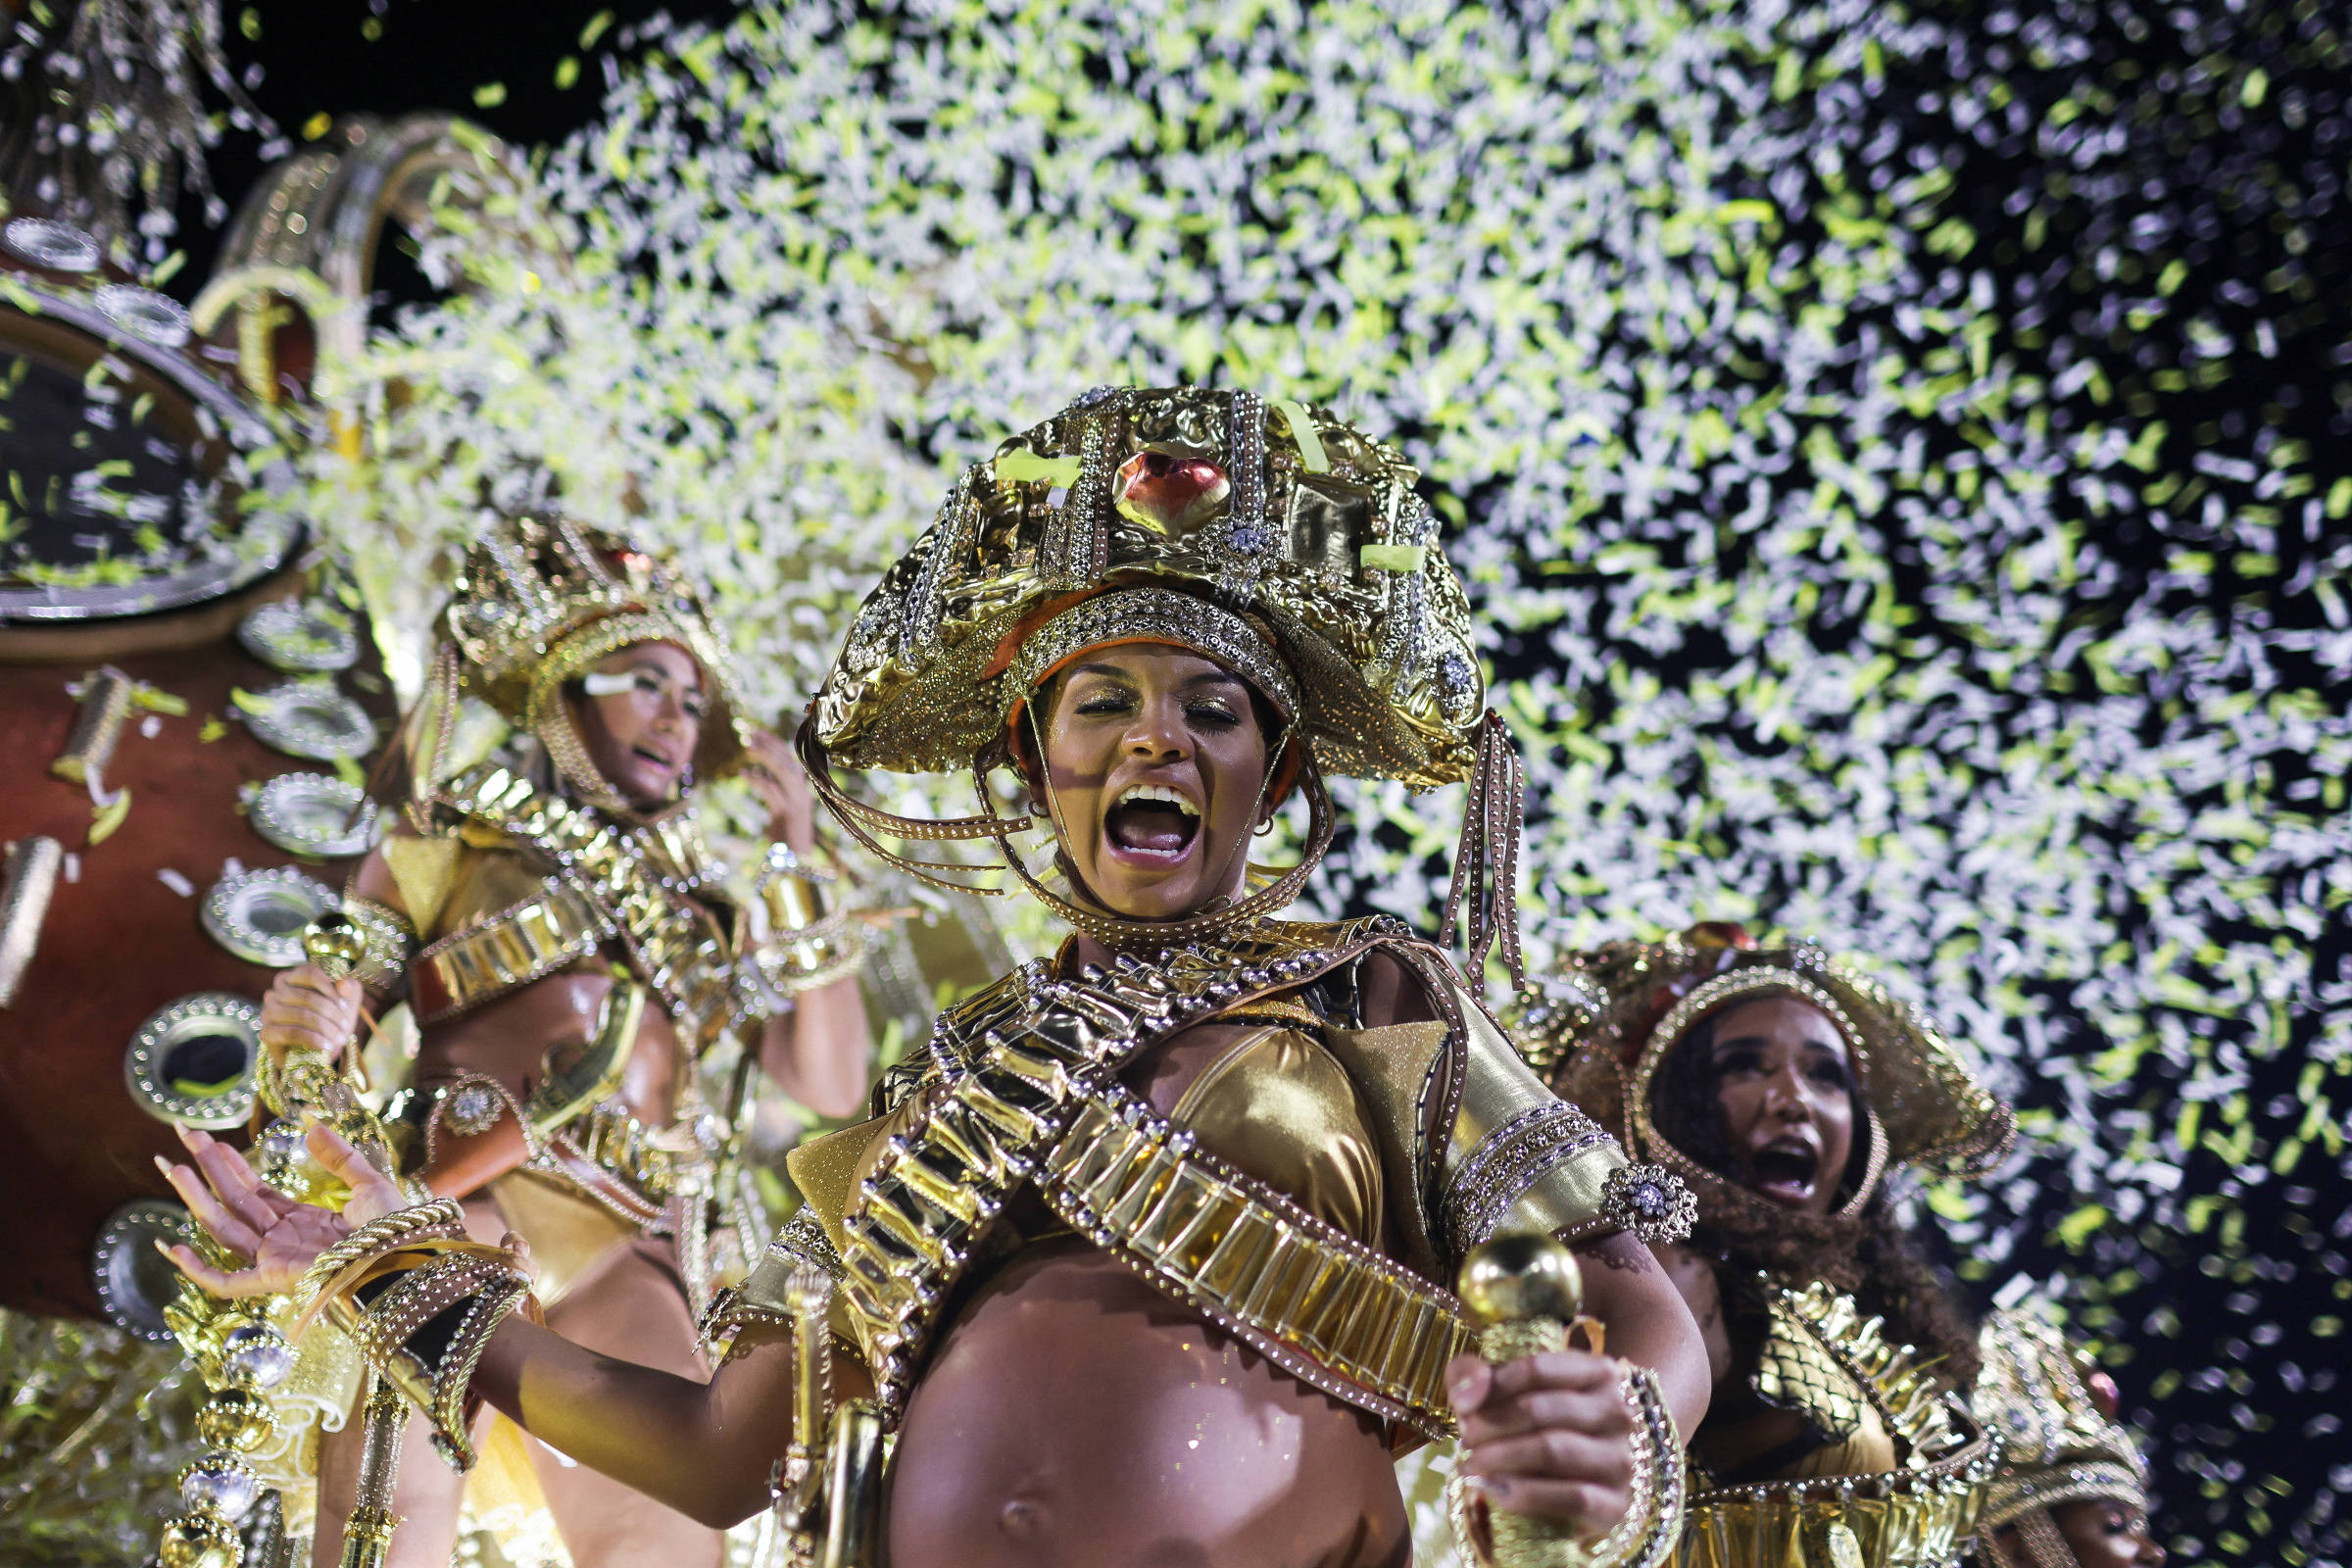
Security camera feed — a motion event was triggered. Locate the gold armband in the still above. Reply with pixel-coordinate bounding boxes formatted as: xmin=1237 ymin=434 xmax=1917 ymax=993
xmin=1446 ymin=1004 xmax=1691 ymax=1251
xmin=755 ymin=912 xmax=868 ymax=998
xmin=755 ymin=844 xmax=834 ymax=922
xmin=294 ymin=1200 xmax=539 ymax=1469
xmin=703 ymin=1210 xmax=852 ymax=1362
xmin=747 ymin=845 xmax=867 ymax=1001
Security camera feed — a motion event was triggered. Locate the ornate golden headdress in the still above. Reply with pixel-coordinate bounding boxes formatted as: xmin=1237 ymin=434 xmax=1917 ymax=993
xmin=1975 ymin=1306 xmax=2147 ymax=1533
xmin=802 ymin=385 xmax=1521 ymax=960
xmin=1517 ymin=923 xmax=2014 ymax=1225
xmin=418 ymin=512 xmax=749 ymax=811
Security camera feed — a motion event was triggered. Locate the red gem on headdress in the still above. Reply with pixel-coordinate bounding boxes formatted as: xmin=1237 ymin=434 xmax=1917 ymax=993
xmin=2085 ymin=1368 xmax=2123 ymax=1420
xmin=1112 ymin=449 xmax=1230 ymax=537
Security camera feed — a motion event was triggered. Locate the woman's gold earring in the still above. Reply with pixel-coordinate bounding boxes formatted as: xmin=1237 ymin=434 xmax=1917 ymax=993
xmin=1253 ymin=816 xmax=1274 ymax=836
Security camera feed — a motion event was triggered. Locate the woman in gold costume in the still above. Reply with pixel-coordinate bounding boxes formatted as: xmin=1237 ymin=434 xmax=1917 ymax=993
xmin=163 ymin=386 xmax=1713 ymax=1568
xmin=165 ymin=516 xmax=873 ymax=1568
xmin=1524 ymin=923 xmax=2012 ymax=1568
xmin=1973 ymin=1308 xmax=2165 ymax=1567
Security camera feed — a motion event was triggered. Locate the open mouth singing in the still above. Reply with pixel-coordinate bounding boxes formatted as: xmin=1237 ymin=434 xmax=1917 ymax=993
xmin=1102 ymin=781 xmax=1201 ymax=864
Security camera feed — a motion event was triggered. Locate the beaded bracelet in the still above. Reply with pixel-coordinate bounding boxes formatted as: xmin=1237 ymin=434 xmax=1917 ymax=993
xmin=292 ymin=1200 xmax=467 ymax=1311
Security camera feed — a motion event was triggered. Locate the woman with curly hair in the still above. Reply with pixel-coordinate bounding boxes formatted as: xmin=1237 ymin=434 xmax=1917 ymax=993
xmin=1523 ymin=922 xmax=2015 ymax=1568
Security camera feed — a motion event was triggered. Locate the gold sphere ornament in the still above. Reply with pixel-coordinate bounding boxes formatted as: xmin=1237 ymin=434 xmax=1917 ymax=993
xmin=1457 ymin=1232 xmax=1585 ymax=1330
xmin=159 ymin=1504 xmax=243 ymax=1568
xmin=194 ymin=1389 xmax=278 ymax=1452
xmin=302 ymin=910 xmax=367 ymax=979
xmin=195 ymin=1309 xmax=266 ymax=1362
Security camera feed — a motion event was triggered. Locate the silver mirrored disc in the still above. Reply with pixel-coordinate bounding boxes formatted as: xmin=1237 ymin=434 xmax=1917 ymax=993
xmin=3 ymin=217 xmax=100 ymax=271
xmin=249 ymin=772 xmax=382 ymax=858
xmin=239 ymin=599 xmax=362 ymax=672
xmin=241 ymin=682 xmax=376 ymax=760
xmin=201 ymin=865 xmax=338 ymax=966
xmin=123 ymin=990 xmax=264 ymax=1128
xmin=93 ymin=282 xmax=194 ymax=348
xmin=91 ymin=1199 xmax=194 ymax=1341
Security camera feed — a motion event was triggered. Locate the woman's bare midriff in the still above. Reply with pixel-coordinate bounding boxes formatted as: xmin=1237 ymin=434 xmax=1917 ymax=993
xmin=886 ymin=1240 xmax=1411 ymax=1568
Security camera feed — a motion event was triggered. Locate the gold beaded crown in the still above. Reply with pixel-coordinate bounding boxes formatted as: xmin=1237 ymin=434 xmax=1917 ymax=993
xmin=803 ymin=387 xmax=1523 ymax=962
xmin=1517 ymin=924 xmax=2014 ymax=1222
xmin=808 ymin=385 xmax=1486 ymax=786
xmin=432 ymin=513 xmax=749 ymax=804
xmin=1975 ymin=1306 xmax=2147 ymax=1529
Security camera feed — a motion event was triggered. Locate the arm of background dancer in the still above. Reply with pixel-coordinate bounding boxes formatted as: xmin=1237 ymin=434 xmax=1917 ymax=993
xmin=466 ymin=1316 xmax=867 ymax=1529
xmin=1570 ymin=1230 xmax=1712 ymax=1441
xmin=1655 ymin=1240 xmax=1734 ymax=1388
xmin=758 ymin=972 xmax=872 ymax=1120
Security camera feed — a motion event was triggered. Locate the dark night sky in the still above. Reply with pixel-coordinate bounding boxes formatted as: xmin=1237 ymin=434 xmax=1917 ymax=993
xmin=173 ymin=0 xmax=738 ymax=297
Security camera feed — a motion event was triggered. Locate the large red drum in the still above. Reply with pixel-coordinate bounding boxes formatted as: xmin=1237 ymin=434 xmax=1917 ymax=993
xmin=0 ymin=223 xmax=396 ymax=1328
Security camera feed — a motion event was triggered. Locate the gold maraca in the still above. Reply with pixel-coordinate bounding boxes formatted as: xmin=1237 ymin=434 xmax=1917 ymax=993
xmin=259 ymin=913 xmax=393 ymax=1176
xmin=1454 ymin=1232 xmax=1598 ymax=1567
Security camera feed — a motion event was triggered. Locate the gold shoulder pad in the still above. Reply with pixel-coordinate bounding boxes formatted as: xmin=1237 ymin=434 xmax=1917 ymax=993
xmin=380 ymin=833 xmax=466 ymax=935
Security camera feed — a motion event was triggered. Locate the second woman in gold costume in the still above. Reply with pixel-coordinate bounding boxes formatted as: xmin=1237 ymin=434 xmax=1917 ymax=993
xmin=166 ymin=518 xmax=874 ymax=1568
xmin=1525 ymin=923 xmax=2013 ymax=1568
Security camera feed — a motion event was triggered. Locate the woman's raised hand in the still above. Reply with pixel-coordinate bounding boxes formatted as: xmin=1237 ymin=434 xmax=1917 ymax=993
xmin=1448 ymin=1348 xmax=1641 ymax=1536
xmin=259 ymin=964 xmax=364 ymax=1067
xmin=742 ymin=727 xmax=815 ymax=851
xmin=156 ymin=1122 xmax=408 ymax=1299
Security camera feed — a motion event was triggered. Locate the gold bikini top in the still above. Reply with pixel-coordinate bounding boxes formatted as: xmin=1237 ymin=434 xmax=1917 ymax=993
xmin=715 ymin=923 xmax=1684 ymax=1443
xmin=1163 ymin=1019 xmax=1385 ymax=1243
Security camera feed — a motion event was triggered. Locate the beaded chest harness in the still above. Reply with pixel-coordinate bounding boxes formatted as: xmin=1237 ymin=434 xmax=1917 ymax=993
xmin=423 ymin=763 xmax=760 ymax=1038
xmin=836 ymin=916 xmax=1477 ymax=1440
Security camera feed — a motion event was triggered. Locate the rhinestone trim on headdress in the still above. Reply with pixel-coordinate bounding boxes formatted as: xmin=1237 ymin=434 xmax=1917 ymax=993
xmin=1004 ymin=587 xmax=1300 ymax=722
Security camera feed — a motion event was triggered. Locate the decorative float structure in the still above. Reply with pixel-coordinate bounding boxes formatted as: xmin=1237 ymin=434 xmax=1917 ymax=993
xmin=0 ymin=112 xmax=514 ymax=1337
